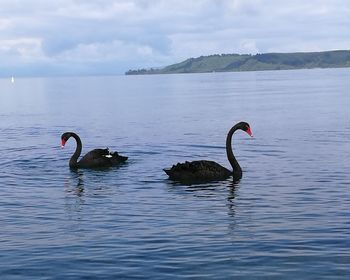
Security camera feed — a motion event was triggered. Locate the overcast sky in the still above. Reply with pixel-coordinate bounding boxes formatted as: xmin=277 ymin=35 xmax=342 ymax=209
xmin=1 ymin=0 xmax=349 ymax=76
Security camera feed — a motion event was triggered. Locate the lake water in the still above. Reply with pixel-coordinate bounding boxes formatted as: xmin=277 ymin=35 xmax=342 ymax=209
xmin=1 ymin=69 xmax=350 ymax=279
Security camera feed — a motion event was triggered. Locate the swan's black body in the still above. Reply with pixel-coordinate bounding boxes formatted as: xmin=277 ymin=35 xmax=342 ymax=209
xmin=61 ymin=132 xmax=128 ymax=169
xmin=164 ymin=122 xmax=252 ymax=184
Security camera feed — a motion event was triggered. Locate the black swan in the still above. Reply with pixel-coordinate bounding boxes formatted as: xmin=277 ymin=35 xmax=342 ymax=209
xmin=61 ymin=132 xmax=128 ymax=169
xmin=163 ymin=122 xmax=252 ymax=183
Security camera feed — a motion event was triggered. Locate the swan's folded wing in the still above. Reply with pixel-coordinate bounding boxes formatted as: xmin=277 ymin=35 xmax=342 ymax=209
xmin=79 ymin=148 xmax=128 ymax=167
xmin=171 ymin=160 xmax=223 ymax=173
xmin=80 ymin=148 xmax=109 ymax=161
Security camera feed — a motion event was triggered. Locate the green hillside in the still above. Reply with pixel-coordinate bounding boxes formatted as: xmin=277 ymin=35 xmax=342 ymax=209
xmin=125 ymin=50 xmax=350 ymax=75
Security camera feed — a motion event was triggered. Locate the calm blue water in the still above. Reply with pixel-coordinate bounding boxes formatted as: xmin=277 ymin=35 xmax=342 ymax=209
xmin=1 ymin=69 xmax=350 ymax=279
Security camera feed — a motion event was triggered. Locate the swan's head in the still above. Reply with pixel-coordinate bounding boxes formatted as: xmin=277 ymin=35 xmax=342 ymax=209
xmin=61 ymin=132 xmax=73 ymax=148
xmin=238 ymin=122 xmax=253 ymax=137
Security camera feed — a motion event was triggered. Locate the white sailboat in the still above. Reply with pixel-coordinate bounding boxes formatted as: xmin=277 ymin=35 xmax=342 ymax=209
xmin=11 ymin=76 xmax=14 ymax=83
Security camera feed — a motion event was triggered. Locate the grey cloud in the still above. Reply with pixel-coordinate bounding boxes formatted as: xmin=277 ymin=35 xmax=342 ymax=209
xmin=1 ymin=0 xmax=350 ymax=76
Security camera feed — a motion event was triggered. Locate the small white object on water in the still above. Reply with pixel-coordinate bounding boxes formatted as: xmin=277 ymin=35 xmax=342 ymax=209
xmin=104 ymin=154 xmax=112 ymax=158
xmin=11 ymin=76 xmax=14 ymax=83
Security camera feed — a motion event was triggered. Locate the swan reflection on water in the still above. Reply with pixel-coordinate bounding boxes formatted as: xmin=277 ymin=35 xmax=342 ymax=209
xmin=167 ymin=178 xmax=240 ymax=226
xmin=63 ymin=170 xmax=86 ymax=220
xmin=166 ymin=177 xmax=240 ymax=214
xmin=64 ymin=169 xmax=85 ymax=197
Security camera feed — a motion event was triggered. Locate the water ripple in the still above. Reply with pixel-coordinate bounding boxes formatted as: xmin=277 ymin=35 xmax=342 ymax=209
xmin=1 ymin=70 xmax=350 ymax=279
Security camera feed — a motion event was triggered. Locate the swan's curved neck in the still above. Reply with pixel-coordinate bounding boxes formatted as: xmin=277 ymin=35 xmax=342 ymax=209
xmin=226 ymin=124 xmax=242 ymax=179
xmin=69 ymin=133 xmax=82 ymax=168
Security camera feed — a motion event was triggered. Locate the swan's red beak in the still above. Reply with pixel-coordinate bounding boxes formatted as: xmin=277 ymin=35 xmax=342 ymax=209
xmin=61 ymin=138 xmax=66 ymax=148
xmin=246 ymin=127 xmax=253 ymax=137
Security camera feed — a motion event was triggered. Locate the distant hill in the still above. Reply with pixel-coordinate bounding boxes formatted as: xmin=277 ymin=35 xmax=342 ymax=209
xmin=125 ymin=50 xmax=350 ymax=75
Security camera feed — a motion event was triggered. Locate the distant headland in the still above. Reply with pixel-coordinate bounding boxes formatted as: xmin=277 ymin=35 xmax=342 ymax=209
xmin=125 ymin=50 xmax=350 ymax=75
